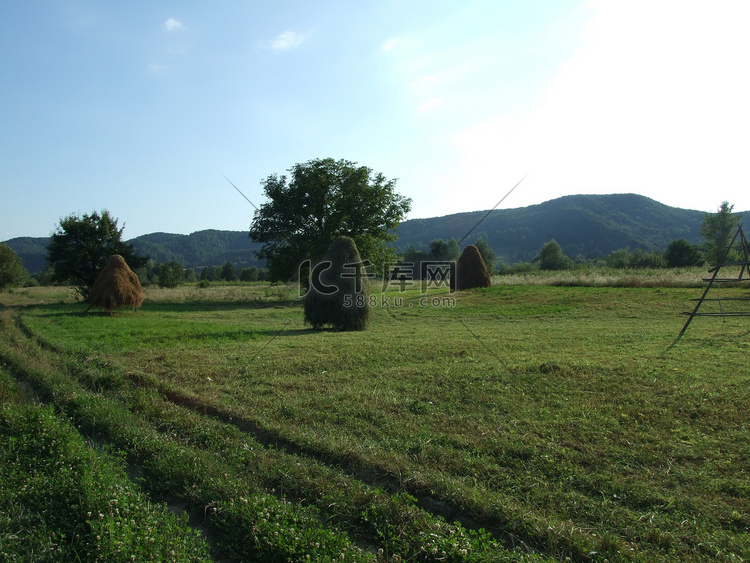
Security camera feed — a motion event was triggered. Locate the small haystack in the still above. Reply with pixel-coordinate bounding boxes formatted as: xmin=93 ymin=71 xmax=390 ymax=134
xmin=88 ymin=254 xmax=143 ymax=312
xmin=450 ymin=245 xmax=492 ymax=291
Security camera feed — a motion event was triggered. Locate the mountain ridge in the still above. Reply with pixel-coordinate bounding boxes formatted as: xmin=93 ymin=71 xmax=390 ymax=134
xmin=3 ymin=193 xmax=724 ymax=274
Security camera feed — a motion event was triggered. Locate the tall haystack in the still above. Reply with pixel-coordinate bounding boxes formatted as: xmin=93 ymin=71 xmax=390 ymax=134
xmin=450 ymin=244 xmax=492 ymax=291
xmin=304 ymin=236 xmax=370 ymax=331
xmin=88 ymin=254 xmax=143 ymax=312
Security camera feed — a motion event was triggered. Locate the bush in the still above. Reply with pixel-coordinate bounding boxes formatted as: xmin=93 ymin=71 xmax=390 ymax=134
xmin=303 ymin=236 xmax=371 ymax=331
xmin=496 ymin=261 xmax=538 ymax=275
xmin=537 ymin=240 xmax=573 ymax=270
xmin=240 ymin=266 xmax=259 ymax=282
xmin=605 ymin=247 xmax=668 ymax=269
xmin=665 ymin=239 xmax=704 ymax=268
xmin=158 ymin=261 xmax=184 ymax=288
xmin=221 ymin=262 xmax=238 ymax=282
xmin=473 ymin=237 xmax=497 ymax=273
xmin=0 ymin=244 xmax=28 ymax=291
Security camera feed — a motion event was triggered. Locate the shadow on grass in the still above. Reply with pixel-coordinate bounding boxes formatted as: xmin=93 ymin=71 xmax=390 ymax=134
xmin=24 ymin=299 xmax=303 ymax=316
xmin=141 ymin=300 xmax=302 ymax=313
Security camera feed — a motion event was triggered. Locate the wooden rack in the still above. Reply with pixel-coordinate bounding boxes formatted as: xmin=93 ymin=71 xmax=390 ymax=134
xmin=679 ymin=226 xmax=750 ymax=337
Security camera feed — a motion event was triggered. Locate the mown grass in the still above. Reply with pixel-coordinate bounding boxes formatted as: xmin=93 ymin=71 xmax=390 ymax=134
xmin=0 ymin=369 xmax=210 ymax=562
xmin=2 ymin=275 xmax=750 ymax=561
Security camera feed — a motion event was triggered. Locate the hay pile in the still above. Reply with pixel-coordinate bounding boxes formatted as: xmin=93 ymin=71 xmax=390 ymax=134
xmin=304 ymin=236 xmax=371 ymax=331
xmin=450 ymin=245 xmax=492 ymax=291
xmin=88 ymin=254 xmax=143 ymax=312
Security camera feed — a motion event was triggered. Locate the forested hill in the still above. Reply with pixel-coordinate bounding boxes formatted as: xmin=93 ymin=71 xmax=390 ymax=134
xmin=2 ymin=194 xmax=722 ymax=274
xmin=395 ymin=193 xmax=709 ymax=263
xmin=129 ymin=230 xmax=265 ymax=270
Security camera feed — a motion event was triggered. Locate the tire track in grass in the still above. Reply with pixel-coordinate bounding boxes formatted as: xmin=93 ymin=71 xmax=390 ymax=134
xmin=11 ymin=313 xmax=383 ymax=555
xmin=2 ymin=361 xmax=230 ymax=561
xmin=122 ymin=371 xmax=569 ymax=559
xmin=9 ymin=308 xmax=587 ymax=560
xmin=1 ymin=312 xmax=377 ymax=562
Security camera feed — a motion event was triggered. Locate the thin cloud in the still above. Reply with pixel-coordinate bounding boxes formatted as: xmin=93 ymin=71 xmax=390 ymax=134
xmin=164 ymin=18 xmax=184 ymax=32
xmin=259 ymin=30 xmax=306 ymax=51
xmin=148 ymin=64 xmax=168 ymax=74
xmin=418 ymin=97 xmax=445 ymax=112
xmin=382 ymin=38 xmax=399 ymax=52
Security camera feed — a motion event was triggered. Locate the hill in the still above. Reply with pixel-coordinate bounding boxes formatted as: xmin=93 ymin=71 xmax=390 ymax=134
xmin=3 ymin=237 xmax=50 ymax=275
xmin=129 ymin=230 xmax=265 ymax=270
xmin=2 ymin=194 xmax=718 ymax=274
xmin=395 ymin=193 xmax=708 ymax=263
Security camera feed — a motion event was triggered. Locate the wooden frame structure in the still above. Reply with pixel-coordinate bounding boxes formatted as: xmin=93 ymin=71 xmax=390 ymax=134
xmin=679 ymin=225 xmax=750 ymax=337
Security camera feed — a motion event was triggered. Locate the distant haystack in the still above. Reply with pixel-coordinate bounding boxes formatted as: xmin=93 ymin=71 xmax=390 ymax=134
xmin=451 ymin=245 xmax=491 ymax=291
xmin=304 ymin=236 xmax=371 ymax=331
xmin=88 ymin=254 xmax=143 ymax=312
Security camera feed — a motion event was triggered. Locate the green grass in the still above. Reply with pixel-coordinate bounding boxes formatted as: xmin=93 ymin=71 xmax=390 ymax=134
xmin=2 ymin=278 xmax=749 ymax=561
xmin=0 ymin=375 xmax=211 ymax=561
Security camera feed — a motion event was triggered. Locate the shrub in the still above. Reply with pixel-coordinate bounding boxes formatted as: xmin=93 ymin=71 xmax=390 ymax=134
xmin=606 ymin=247 xmax=668 ymax=269
xmin=303 ymin=236 xmax=371 ymax=331
xmin=240 ymin=266 xmax=259 ymax=282
xmin=157 ymin=261 xmax=184 ymax=288
xmin=0 ymin=244 xmax=28 ymax=291
xmin=665 ymin=239 xmax=704 ymax=267
xmin=536 ymin=240 xmax=573 ymax=271
xmin=221 ymin=262 xmax=238 ymax=281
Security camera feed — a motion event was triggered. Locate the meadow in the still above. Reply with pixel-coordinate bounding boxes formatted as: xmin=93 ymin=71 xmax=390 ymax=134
xmin=1 ymin=270 xmax=749 ymax=561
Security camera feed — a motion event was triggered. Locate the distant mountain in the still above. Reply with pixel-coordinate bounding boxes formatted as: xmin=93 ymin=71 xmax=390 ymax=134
xmin=2 ymin=194 xmax=723 ymax=274
xmin=129 ymin=230 xmax=265 ymax=270
xmin=1 ymin=230 xmax=264 ymax=275
xmin=395 ymin=193 xmax=708 ymax=263
xmin=2 ymin=237 xmax=50 ymax=275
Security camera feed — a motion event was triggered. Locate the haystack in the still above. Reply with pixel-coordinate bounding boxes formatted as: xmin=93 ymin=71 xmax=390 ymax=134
xmin=304 ymin=236 xmax=371 ymax=331
xmin=450 ymin=245 xmax=492 ymax=291
xmin=88 ymin=254 xmax=143 ymax=312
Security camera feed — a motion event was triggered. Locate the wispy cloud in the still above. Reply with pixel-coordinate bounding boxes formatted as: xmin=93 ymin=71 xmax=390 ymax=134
xmin=148 ymin=63 xmax=168 ymax=75
xmin=164 ymin=18 xmax=184 ymax=32
xmin=382 ymin=38 xmax=399 ymax=52
xmin=258 ymin=30 xmax=306 ymax=51
xmin=418 ymin=97 xmax=445 ymax=112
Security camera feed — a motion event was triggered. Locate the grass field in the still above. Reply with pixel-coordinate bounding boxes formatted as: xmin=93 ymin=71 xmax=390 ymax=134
xmin=1 ymin=273 xmax=749 ymax=561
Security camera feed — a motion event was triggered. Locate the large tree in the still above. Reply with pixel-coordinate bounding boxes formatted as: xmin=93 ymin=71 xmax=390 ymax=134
xmin=700 ymin=201 xmax=742 ymax=265
xmin=249 ymin=158 xmax=412 ymax=281
xmin=47 ymin=210 xmax=148 ymax=297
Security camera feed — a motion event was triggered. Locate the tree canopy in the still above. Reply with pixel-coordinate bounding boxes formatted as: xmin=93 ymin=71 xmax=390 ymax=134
xmin=473 ymin=238 xmax=497 ymax=273
xmin=249 ymin=158 xmax=412 ymax=281
xmin=700 ymin=202 xmax=742 ymax=265
xmin=0 ymin=244 xmax=28 ymax=291
xmin=158 ymin=261 xmax=184 ymax=289
xmin=536 ymin=240 xmax=572 ymax=271
xmin=47 ymin=210 xmax=148 ymax=297
xmin=664 ymin=239 xmax=703 ymax=268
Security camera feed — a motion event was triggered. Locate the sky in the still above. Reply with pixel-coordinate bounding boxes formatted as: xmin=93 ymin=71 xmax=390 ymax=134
xmin=2 ymin=0 xmax=750 ymax=241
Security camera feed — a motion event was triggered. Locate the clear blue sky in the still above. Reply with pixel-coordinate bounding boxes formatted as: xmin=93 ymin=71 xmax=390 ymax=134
xmin=2 ymin=1 xmax=749 ymax=241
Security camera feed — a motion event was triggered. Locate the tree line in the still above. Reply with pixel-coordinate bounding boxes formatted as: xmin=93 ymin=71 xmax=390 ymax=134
xmin=0 ymin=157 xmax=743 ymax=293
